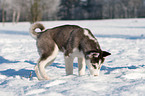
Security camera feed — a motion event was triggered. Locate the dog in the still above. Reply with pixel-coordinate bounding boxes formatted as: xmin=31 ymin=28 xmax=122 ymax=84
xmin=29 ymin=23 xmax=111 ymax=80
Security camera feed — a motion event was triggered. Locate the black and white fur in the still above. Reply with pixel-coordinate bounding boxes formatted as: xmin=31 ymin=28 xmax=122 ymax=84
xmin=30 ymin=23 xmax=111 ymax=80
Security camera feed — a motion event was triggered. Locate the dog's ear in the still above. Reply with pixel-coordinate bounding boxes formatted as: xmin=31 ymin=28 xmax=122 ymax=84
xmin=102 ymin=51 xmax=111 ymax=57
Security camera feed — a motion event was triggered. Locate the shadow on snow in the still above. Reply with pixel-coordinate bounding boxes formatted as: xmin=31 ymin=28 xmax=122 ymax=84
xmin=0 ymin=57 xmax=35 ymax=79
xmin=95 ymin=34 xmax=145 ymax=40
xmin=100 ymin=65 xmax=144 ymax=74
xmin=24 ymin=60 xmax=36 ymax=65
xmin=24 ymin=60 xmax=78 ymax=69
xmin=0 ymin=56 xmax=144 ymax=79
xmin=0 ymin=56 xmax=19 ymax=64
xmin=0 ymin=69 xmax=36 ymax=79
xmin=0 ymin=30 xmax=29 ymax=36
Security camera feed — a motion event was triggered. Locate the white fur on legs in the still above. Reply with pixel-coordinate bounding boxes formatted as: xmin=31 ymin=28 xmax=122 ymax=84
xmin=34 ymin=65 xmax=44 ymax=80
xmin=64 ymin=56 xmax=74 ymax=75
xmin=85 ymin=60 xmax=100 ymax=76
xmin=38 ymin=44 xmax=59 ymax=80
xmin=38 ymin=59 xmax=55 ymax=80
xmin=78 ymin=57 xmax=86 ymax=76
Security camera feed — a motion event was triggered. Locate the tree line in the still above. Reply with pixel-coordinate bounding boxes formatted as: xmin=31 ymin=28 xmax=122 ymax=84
xmin=0 ymin=0 xmax=145 ymax=23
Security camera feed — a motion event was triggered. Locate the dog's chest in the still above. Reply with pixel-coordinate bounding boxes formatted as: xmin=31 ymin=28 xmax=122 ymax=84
xmin=68 ymin=48 xmax=84 ymax=58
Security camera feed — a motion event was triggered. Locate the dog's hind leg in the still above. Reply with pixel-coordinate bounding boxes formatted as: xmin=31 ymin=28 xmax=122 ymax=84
xmin=38 ymin=44 xmax=59 ymax=80
xmin=78 ymin=57 xmax=86 ymax=76
xmin=34 ymin=64 xmax=44 ymax=80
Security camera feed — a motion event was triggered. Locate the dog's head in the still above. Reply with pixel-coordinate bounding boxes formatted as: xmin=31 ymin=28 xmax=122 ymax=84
xmin=85 ymin=50 xmax=111 ymax=76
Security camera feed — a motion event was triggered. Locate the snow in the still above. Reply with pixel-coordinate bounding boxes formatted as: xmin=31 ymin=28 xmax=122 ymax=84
xmin=0 ymin=18 xmax=145 ymax=96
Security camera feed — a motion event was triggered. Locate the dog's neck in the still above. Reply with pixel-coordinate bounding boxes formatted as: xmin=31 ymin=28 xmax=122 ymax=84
xmin=79 ymin=29 xmax=101 ymax=54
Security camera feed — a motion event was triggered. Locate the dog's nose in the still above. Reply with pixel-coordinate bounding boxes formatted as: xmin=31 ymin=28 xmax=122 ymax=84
xmin=94 ymin=74 xmax=98 ymax=76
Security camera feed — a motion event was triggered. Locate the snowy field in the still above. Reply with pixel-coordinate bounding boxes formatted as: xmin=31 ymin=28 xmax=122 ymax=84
xmin=0 ymin=18 xmax=145 ymax=96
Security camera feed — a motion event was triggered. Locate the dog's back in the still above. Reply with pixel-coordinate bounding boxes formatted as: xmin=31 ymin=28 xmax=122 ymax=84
xmin=31 ymin=24 xmax=101 ymax=56
xmin=40 ymin=25 xmax=84 ymax=53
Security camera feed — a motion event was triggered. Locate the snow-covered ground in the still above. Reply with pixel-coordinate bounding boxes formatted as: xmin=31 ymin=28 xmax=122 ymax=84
xmin=0 ymin=18 xmax=145 ymax=96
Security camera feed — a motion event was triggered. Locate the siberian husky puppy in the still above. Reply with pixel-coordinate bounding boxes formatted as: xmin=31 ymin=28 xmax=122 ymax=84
xmin=29 ymin=23 xmax=111 ymax=80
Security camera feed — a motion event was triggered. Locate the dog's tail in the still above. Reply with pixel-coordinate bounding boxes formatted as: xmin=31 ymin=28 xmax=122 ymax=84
xmin=29 ymin=23 xmax=45 ymax=39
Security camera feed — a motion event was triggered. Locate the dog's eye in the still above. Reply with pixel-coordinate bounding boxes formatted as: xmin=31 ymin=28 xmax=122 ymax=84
xmin=93 ymin=53 xmax=99 ymax=58
xmin=91 ymin=58 xmax=99 ymax=63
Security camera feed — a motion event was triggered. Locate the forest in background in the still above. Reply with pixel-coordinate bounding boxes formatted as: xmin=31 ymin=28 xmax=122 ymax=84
xmin=0 ymin=0 xmax=145 ymax=23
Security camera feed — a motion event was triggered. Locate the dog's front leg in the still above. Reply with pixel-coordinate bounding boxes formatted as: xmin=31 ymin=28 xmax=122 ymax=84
xmin=64 ymin=56 xmax=74 ymax=75
xmin=78 ymin=57 xmax=86 ymax=76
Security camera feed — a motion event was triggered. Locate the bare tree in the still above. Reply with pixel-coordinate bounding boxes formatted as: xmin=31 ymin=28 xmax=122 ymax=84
xmin=28 ymin=0 xmax=60 ymax=23
xmin=41 ymin=0 xmax=60 ymax=20
xmin=12 ymin=0 xmax=22 ymax=23
xmin=29 ymin=0 xmax=42 ymax=23
xmin=103 ymin=0 xmax=143 ymax=19
xmin=129 ymin=0 xmax=142 ymax=17
xmin=1 ymin=0 xmax=6 ymax=25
